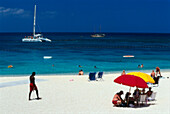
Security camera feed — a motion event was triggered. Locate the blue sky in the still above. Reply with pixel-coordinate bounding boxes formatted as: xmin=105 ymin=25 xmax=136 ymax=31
xmin=0 ymin=0 xmax=169 ymax=33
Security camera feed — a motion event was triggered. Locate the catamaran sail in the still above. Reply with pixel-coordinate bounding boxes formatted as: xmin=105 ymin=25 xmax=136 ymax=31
xmin=22 ymin=5 xmax=51 ymax=42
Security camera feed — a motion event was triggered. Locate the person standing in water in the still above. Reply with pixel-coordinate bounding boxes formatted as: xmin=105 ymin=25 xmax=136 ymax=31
xmin=29 ymin=72 xmax=41 ymax=100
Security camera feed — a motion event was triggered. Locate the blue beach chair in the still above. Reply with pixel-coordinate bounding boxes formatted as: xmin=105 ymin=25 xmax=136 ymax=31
xmin=97 ymin=72 xmax=104 ymax=81
xmin=89 ymin=72 xmax=96 ymax=81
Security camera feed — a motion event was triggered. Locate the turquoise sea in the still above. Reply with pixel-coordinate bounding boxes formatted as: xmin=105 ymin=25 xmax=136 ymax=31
xmin=0 ymin=33 xmax=170 ymax=76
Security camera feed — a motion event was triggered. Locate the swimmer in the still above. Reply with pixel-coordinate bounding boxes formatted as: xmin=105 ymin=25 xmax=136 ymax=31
xmin=138 ymin=65 xmax=140 ymax=68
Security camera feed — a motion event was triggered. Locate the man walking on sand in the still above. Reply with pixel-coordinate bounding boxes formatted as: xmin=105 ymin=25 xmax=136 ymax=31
xmin=29 ymin=72 xmax=41 ymax=100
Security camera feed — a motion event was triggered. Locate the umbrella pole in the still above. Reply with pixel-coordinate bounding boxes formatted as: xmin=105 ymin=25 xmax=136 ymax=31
xmin=129 ymin=87 xmax=131 ymax=92
xmin=127 ymin=87 xmax=131 ymax=107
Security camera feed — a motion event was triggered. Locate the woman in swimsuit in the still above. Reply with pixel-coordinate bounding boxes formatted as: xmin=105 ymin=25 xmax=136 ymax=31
xmin=112 ymin=91 xmax=124 ymax=106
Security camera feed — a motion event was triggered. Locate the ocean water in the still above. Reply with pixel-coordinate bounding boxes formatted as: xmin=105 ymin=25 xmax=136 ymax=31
xmin=0 ymin=32 xmax=170 ymax=76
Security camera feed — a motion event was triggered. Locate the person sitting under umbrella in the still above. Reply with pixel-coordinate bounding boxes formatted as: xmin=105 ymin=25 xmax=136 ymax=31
xmin=133 ymin=87 xmax=141 ymax=105
xmin=125 ymin=92 xmax=134 ymax=107
xmin=141 ymin=88 xmax=147 ymax=95
xmin=146 ymin=87 xmax=153 ymax=97
xmin=112 ymin=90 xmax=125 ymax=106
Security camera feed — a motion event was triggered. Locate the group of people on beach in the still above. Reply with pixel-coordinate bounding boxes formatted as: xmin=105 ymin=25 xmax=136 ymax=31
xmin=28 ymin=66 xmax=161 ymax=101
xmin=150 ymin=66 xmax=161 ymax=77
xmin=112 ymin=87 xmax=153 ymax=107
xmin=150 ymin=66 xmax=161 ymax=86
xmin=114 ymin=66 xmax=162 ymax=107
xmin=121 ymin=66 xmax=161 ymax=85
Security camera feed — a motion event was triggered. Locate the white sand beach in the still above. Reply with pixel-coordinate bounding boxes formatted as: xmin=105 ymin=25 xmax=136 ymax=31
xmin=0 ymin=72 xmax=170 ymax=114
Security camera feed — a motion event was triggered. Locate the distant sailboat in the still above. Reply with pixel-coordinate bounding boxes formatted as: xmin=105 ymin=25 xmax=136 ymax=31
xmin=91 ymin=25 xmax=105 ymax=38
xmin=22 ymin=5 xmax=51 ymax=42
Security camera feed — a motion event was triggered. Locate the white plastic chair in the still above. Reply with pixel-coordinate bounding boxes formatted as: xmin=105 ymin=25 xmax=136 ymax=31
xmin=148 ymin=92 xmax=157 ymax=101
xmin=139 ymin=95 xmax=147 ymax=106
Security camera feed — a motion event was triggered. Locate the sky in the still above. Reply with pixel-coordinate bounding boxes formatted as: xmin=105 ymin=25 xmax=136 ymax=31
xmin=0 ymin=0 xmax=170 ymax=33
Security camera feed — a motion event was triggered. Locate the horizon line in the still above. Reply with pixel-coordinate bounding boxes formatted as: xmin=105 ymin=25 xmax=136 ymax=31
xmin=0 ymin=32 xmax=170 ymax=34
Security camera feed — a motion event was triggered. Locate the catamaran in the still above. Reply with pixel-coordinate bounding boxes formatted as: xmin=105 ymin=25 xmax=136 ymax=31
xmin=22 ymin=5 xmax=51 ymax=42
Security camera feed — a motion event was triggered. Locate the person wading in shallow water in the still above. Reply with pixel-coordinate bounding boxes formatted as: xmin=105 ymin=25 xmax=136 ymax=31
xmin=29 ymin=72 xmax=41 ymax=100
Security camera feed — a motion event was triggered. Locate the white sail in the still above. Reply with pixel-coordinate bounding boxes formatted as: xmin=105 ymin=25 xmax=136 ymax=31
xmin=33 ymin=5 xmax=36 ymax=37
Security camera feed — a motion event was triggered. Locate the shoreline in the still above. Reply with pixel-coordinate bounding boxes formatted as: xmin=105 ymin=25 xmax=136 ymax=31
xmin=0 ymin=68 xmax=170 ymax=77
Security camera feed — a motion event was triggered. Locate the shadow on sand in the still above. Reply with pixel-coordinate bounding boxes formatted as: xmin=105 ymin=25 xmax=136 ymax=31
xmin=29 ymin=98 xmax=42 ymax=101
xmin=133 ymin=103 xmax=156 ymax=108
xmin=113 ymin=103 xmax=156 ymax=108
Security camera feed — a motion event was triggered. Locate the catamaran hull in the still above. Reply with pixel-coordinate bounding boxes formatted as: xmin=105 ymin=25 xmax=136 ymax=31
xmin=22 ymin=38 xmax=51 ymax=42
xmin=22 ymin=39 xmax=42 ymax=42
xmin=39 ymin=38 xmax=51 ymax=42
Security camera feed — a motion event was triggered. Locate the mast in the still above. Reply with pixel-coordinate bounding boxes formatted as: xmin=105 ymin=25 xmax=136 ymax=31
xmin=33 ymin=5 xmax=36 ymax=37
xmin=94 ymin=25 xmax=96 ymax=33
xmin=99 ymin=24 xmax=101 ymax=33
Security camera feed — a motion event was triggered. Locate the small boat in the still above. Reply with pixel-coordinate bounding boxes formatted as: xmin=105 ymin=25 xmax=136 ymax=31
xmin=43 ymin=56 xmax=52 ymax=59
xmin=123 ymin=55 xmax=135 ymax=58
xmin=91 ymin=25 xmax=105 ymax=38
xmin=22 ymin=5 xmax=51 ymax=42
xmin=91 ymin=34 xmax=105 ymax=38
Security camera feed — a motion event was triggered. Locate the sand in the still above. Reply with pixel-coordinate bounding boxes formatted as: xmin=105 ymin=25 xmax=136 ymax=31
xmin=0 ymin=72 xmax=170 ymax=114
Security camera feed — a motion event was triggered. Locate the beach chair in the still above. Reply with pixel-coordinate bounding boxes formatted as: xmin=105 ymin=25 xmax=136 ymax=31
xmin=139 ymin=95 xmax=147 ymax=106
xmin=148 ymin=92 xmax=157 ymax=101
xmin=97 ymin=72 xmax=104 ymax=81
xmin=89 ymin=72 xmax=96 ymax=81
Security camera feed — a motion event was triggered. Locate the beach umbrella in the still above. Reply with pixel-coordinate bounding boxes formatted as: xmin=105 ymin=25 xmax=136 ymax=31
xmin=127 ymin=72 xmax=155 ymax=83
xmin=114 ymin=75 xmax=148 ymax=92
